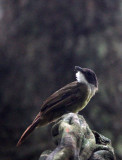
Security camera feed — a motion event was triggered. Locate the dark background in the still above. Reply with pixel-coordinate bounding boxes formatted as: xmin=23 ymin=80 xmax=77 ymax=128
xmin=0 ymin=0 xmax=121 ymax=160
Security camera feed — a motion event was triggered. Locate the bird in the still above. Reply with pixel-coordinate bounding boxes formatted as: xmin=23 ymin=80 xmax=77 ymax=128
xmin=17 ymin=66 xmax=98 ymax=146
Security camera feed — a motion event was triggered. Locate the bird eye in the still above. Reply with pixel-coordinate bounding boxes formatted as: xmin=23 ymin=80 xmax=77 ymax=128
xmin=85 ymin=71 xmax=97 ymax=87
xmin=86 ymin=71 xmax=93 ymax=77
xmin=87 ymin=72 xmax=91 ymax=76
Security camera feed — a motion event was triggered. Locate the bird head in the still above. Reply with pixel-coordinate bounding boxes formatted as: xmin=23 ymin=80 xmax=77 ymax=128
xmin=75 ymin=66 xmax=98 ymax=89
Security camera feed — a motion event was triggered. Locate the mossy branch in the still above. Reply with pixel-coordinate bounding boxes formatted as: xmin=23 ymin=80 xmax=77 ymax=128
xmin=39 ymin=113 xmax=116 ymax=160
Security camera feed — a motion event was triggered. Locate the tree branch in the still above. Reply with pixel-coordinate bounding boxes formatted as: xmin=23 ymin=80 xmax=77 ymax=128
xmin=39 ymin=113 xmax=116 ymax=160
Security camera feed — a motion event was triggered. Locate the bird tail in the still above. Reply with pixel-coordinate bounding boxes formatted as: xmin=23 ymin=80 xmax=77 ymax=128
xmin=17 ymin=116 xmax=40 ymax=147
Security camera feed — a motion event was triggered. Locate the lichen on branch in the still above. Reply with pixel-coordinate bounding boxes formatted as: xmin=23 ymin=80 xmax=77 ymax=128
xmin=39 ymin=113 xmax=116 ymax=160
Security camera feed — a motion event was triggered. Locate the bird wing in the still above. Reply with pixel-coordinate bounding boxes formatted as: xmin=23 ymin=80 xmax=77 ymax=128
xmin=17 ymin=81 xmax=88 ymax=146
xmin=40 ymin=81 xmax=86 ymax=114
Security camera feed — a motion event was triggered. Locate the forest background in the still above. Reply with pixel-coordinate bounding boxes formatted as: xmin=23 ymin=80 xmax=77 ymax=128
xmin=0 ymin=0 xmax=121 ymax=160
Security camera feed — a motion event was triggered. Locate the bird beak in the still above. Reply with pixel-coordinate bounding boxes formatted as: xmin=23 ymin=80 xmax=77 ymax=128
xmin=74 ymin=66 xmax=83 ymax=72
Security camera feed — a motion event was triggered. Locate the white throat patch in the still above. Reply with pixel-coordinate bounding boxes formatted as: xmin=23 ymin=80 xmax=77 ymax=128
xmin=76 ymin=71 xmax=87 ymax=84
xmin=76 ymin=71 xmax=98 ymax=99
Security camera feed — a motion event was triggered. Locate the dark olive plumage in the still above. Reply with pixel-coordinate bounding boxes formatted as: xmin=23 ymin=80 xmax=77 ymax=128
xmin=17 ymin=66 xmax=98 ymax=146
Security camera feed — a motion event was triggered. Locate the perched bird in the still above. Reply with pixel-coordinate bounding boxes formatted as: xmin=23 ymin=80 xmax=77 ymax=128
xmin=17 ymin=66 xmax=98 ymax=146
